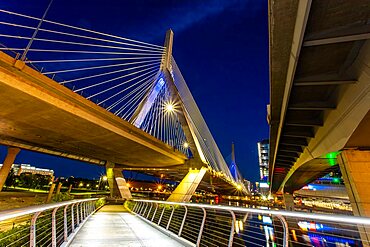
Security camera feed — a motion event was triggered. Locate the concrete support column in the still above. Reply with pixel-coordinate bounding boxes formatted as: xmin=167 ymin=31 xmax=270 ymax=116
xmin=338 ymin=150 xmax=370 ymax=245
xmin=167 ymin=167 xmax=207 ymax=202
xmin=283 ymin=193 xmax=295 ymax=211
xmin=46 ymin=183 xmax=56 ymax=203
xmin=113 ymin=169 xmax=132 ymax=199
xmin=0 ymin=147 xmax=20 ymax=191
xmin=55 ymin=182 xmax=62 ymax=195
xmin=106 ymin=162 xmax=131 ymax=199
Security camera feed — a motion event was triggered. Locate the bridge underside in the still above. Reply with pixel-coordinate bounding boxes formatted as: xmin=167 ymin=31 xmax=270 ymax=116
xmin=0 ymin=52 xmax=186 ymax=168
xmin=283 ymin=160 xmax=338 ymax=193
xmin=283 ymin=110 xmax=370 ymax=193
xmin=269 ymin=0 xmax=370 ymax=192
xmin=120 ymin=166 xmax=244 ymax=195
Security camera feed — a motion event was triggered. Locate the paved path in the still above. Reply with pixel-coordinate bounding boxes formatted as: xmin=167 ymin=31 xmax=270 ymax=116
xmin=69 ymin=205 xmax=185 ymax=247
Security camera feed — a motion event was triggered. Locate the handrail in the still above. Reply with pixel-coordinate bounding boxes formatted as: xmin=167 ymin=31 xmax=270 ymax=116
xmin=0 ymin=198 xmax=100 ymax=247
xmin=0 ymin=198 xmax=97 ymax=221
xmin=129 ymin=199 xmax=370 ymax=247
xmin=133 ymin=199 xmax=370 ymax=225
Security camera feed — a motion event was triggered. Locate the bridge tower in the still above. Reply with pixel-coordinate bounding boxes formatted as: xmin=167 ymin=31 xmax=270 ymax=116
xmin=161 ymin=30 xmax=208 ymax=202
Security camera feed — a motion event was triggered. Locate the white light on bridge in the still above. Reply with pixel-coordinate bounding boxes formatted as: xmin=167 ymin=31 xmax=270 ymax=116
xmin=165 ymin=103 xmax=175 ymax=112
xmin=183 ymin=142 xmax=189 ymax=148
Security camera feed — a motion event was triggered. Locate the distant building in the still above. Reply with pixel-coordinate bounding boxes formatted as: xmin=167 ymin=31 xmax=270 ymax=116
xmin=0 ymin=163 xmax=54 ymax=176
xmin=257 ymin=139 xmax=270 ymax=195
xmin=257 ymin=139 xmax=269 ymax=182
xmin=243 ymin=179 xmax=252 ymax=193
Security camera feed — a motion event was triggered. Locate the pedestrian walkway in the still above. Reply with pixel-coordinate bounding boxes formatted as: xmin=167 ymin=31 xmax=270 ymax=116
xmin=69 ymin=205 xmax=185 ymax=247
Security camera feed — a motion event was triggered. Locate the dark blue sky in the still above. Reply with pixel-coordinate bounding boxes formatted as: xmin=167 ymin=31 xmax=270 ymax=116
xmin=0 ymin=0 xmax=269 ymax=182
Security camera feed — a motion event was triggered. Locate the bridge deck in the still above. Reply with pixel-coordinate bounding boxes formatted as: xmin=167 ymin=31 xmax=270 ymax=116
xmin=70 ymin=205 xmax=185 ymax=247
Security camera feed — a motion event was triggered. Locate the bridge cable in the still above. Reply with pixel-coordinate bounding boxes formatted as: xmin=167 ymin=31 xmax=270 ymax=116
xmin=0 ymin=21 xmax=164 ymax=52
xmin=84 ymin=67 xmax=159 ymax=98
xmin=63 ymin=61 xmax=159 ymax=84
xmin=106 ymin=75 xmax=155 ymax=111
xmin=0 ymin=9 xmax=165 ymax=50
xmin=42 ymin=59 xmax=159 ymax=75
xmin=0 ymin=34 xmax=165 ymax=53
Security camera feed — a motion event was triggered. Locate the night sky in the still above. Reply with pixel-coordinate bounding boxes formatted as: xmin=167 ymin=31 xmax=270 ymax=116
xmin=0 ymin=0 xmax=269 ymax=182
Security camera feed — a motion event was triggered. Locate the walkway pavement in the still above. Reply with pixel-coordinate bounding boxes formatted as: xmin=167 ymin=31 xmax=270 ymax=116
xmin=69 ymin=205 xmax=185 ymax=247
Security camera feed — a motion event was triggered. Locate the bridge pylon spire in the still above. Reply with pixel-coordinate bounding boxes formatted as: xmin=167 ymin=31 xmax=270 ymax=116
xmin=162 ymin=29 xmax=174 ymax=71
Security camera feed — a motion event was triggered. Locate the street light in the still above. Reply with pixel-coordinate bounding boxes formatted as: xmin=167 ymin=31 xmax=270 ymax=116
xmin=102 ymin=176 xmax=107 ymax=181
xmin=183 ymin=142 xmax=189 ymax=148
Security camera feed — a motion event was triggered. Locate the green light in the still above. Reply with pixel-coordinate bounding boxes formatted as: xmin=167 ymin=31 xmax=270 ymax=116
xmin=326 ymin=152 xmax=339 ymax=166
xmin=333 ymin=178 xmax=340 ymax=183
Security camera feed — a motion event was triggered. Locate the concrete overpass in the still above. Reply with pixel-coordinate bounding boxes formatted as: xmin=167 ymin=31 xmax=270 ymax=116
xmin=268 ymin=0 xmax=370 ymax=213
xmin=0 ymin=51 xmax=187 ymax=168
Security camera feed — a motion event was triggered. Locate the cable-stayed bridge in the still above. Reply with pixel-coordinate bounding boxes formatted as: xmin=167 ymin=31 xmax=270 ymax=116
xmin=0 ymin=8 xmax=247 ymax=200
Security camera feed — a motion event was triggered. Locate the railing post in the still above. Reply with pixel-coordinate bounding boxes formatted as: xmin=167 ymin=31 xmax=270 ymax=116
xmin=142 ymin=202 xmax=149 ymax=216
xmin=166 ymin=206 xmax=175 ymax=230
xmin=80 ymin=202 xmax=84 ymax=221
xmin=276 ymin=215 xmax=289 ymax=247
xmin=151 ymin=203 xmax=159 ymax=222
xmin=76 ymin=202 xmax=80 ymax=225
xmin=158 ymin=206 xmax=165 ymax=226
xmin=80 ymin=202 xmax=83 ymax=221
xmin=196 ymin=208 xmax=207 ymax=247
xmin=30 ymin=211 xmax=41 ymax=247
xmin=146 ymin=202 xmax=153 ymax=218
xmin=178 ymin=205 xmax=188 ymax=237
xmin=132 ymin=201 xmax=138 ymax=212
xmin=132 ymin=202 xmax=139 ymax=213
xmin=228 ymin=210 xmax=236 ymax=247
xmin=136 ymin=202 xmax=142 ymax=214
xmin=71 ymin=204 xmax=75 ymax=232
xmin=63 ymin=205 xmax=69 ymax=242
xmin=51 ymin=207 xmax=60 ymax=247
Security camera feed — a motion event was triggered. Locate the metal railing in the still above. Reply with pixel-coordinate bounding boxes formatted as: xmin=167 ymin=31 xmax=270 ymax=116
xmin=0 ymin=198 xmax=99 ymax=247
xmin=127 ymin=199 xmax=370 ymax=247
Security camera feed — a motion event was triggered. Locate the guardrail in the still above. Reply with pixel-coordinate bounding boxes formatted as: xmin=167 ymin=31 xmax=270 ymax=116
xmin=0 ymin=198 xmax=100 ymax=247
xmin=128 ymin=199 xmax=370 ymax=247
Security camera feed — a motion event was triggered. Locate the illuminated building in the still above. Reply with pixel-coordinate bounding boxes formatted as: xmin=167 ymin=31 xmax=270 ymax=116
xmin=257 ymin=139 xmax=269 ymax=181
xmin=0 ymin=163 xmax=54 ymax=176
xmin=257 ymin=139 xmax=269 ymax=195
